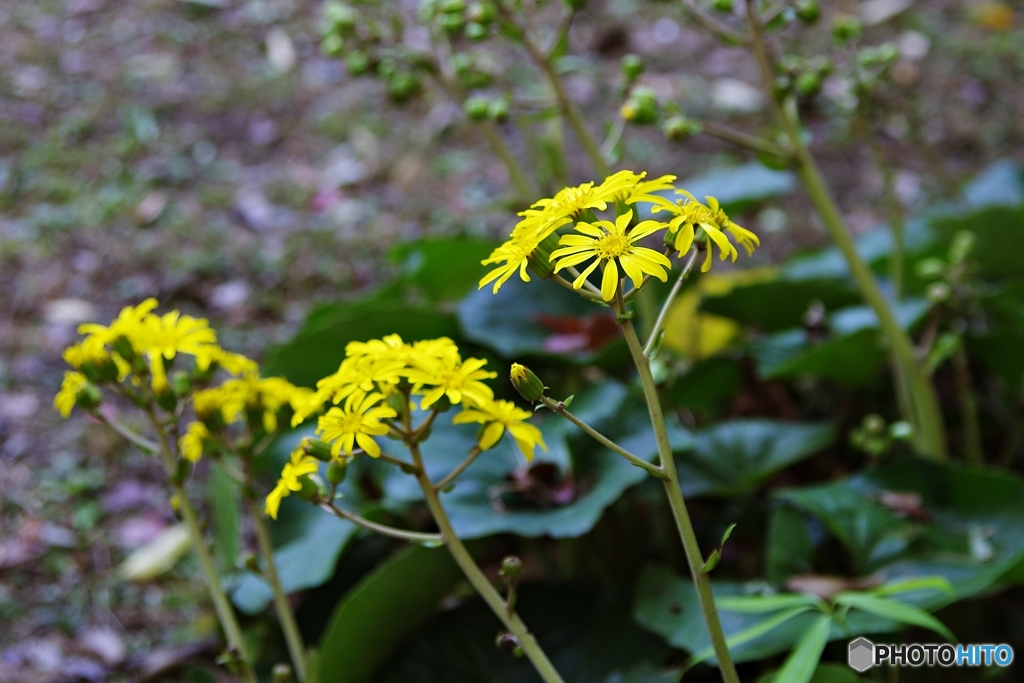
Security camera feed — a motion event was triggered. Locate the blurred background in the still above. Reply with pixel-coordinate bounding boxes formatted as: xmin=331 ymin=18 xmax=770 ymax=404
xmin=1 ymin=0 xmax=1023 ymax=681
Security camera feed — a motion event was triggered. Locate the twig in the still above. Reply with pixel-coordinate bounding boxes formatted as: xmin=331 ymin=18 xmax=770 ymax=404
xmin=434 ymin=447 xmax=483 ymax=491
xmin=644 ymin=249 xmax=699 ymax=357
xmin=319 ymin=502 xmax=443 ymax=544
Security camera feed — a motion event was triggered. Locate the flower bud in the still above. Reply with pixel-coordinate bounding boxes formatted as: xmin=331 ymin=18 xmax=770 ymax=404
xmin=464 ymin=95 xmax=491 ymax=121
xmin=832 ymin=14 xmax=862 ymax=43
xmin=171 ymin=370 xmax=192 ymax=398
xmin=439 ymin=11 xmax=464 ymax=32
xmin=488 ymin=96 xmax=510 ymax=122
xmin=464 ymin=21 xmax=488 ymax=40
xmin=323 ymin=2 xmax=359 ymax=34
xmin=794 ymin=0 xmax=820 ymax=24
xmin=387 ymin=71 xmax=421 ymax=103
xmin=466 ymin=1 xmax=496 ymax=24
xmin=272 ymin=663 xmax=294 ymax=683
xmin=620 ymin=54 xmax=644 ymax=81
xmin=112 ymin=336 xmax=136 ymax=362
xmin=327 ymin=458 xmax=348 ymax=485
xmin=712 ymin=0 xmax=733 ymax=12
xmin=795 ymin=71 xmax=822 ymax=96
xmin=495 ymin=631 xmax=520 ymax=653
xmin=662 ymin=115 xmax=702 ymax=142
xmin=621 ymin=86 xmax=658 ymax=125
xmin=321 ymin=33 xmax=344 ymax=57
xmin=915 ymin=258 xmax=945 ymax=280
xmin=297 ymin=474 xmax=322 ymax=502
xmin=499 ymin=555 xmax=524 ymax=582
xmin=301 ymin=437 xmax=335 ymax=461
xmin=510 ymin=363 xmax=545 ymax=402
xmin=77 ymin=382 xmax=103 ymax=412
xmin=346 ymin=50 xmax=371 ymax=76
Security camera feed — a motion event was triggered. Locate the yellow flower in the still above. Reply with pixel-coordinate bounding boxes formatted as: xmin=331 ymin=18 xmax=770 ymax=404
xmin=624 ymin=173 xmax=677 ymax=205
xmin=316 ymin=392 xmax=397 ymax=458
xmin=141 ymin=310 xmax=218 ymax=360
xmin=654 ymin=191 xmax=758 ymax=272
xmin=550 ymin=209 xmax=672 ymax=301
xmin=265 ymin=447 xmax=320 ymax=520
xmin=194 ymin=346 xmax=259 ymax=376
xmin=54 ymin=371 xmax=88 ymax=418
xmin=62 ymin=336 xmax=130 ymax=381
xmin=479 ymin=233 xmax=542 ymax=293
xmin=179 ymin=421 xmax=210 ymax=462
xmin=406 ymin=355 xmax=496 ymax=410
xmin=78 ymin=298 xmax=159 ymax=349
xmin=453 ymin=398 xmax=548 ymax=462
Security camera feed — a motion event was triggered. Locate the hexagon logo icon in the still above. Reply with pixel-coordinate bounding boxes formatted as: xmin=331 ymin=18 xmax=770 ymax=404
xmin=848 ymin=637 xmax=875 ymax=672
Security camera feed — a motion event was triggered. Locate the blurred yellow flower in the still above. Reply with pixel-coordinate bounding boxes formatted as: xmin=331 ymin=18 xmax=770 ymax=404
xmin=179 ymin=421 xmax=210 ymax=462
xmin=453 ymin=398 xmax=547 ymax=462
xmin=265 ymin=447 xmax=320 ymax=520
xmin=551 ymin=210 xmax=672 ymax=301
xmin=54 ymin=371 xmax=88 ymax=418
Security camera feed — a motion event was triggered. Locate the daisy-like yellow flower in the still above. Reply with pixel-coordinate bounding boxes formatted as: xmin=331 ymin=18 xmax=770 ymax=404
xmin=653 ymin=191 xmax=758 ymax=272
xmin=316 ymin=392 xmax=397 ymax=458
xmin=194 ymin=346 xmax=259 ymax=376
xmin=453 ymin=397 xmax=548 ymax=462
xmin=62 ymin=335 xmax=130 ymax=381
xmin=479 ymin=232 xmax=542 ymax=294
xmin=551 ymin=210 xmax=672 ymax=301
xmin=179 ymin=421 xmax=210 ymax=462
xmin=623 ymin=173 xmax=677 ymax=205
xmin=406 ymin=355 xmax=496 ymax=410
xmin=141 ymin=310 xmax=218 ymax=360
xmin=265 ymin=447 xmax=320 ymax=520
xmin=705 ymin=195 xmax=760 ymax=256
xmin=54 ymin=371 xmax=89 ymax=418
xmin=78 ymin=298 xmax=159 ymax=350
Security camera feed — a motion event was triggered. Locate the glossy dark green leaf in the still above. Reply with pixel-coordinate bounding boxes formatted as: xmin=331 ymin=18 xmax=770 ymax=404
xmin=669 ymin=358 xmax=741 ymax=413
xmin=677 ymin=420 xmax=835 ymax=497
xmin=263 ymin=292 xmax=459 ymax=387
xmin=701 ymin=279 xmax=860 ymax=333
xmin=391 ymin=235 xmax=498 ymax=302
xmin=318 ymin=545 xmax=462 ymax=683
xmin=375 ymin=585 xmax=669 ymax=683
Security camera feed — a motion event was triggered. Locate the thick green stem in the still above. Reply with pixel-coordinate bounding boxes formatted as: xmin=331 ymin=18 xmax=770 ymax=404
xmin=408 ymin=443 xmax=567 ymax=683
xmin=743 ymin=1 xmax=947 ymax=459
xmin=618 ymin=315 xmax=741 ymax=683
xmin=540 ymin=396 xmax=668 ymax=480
xmin=244 ymin=481 xmax=307 ymax=682
xmin=146 ymin=410 xmax=257 ymax=682
xmin=952 ymin=345 xmax=984 ymax=464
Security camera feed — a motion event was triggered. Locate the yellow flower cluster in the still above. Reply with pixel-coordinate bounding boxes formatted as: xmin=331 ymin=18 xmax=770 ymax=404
xmin=479 ymin=171 xmax=760 ymax=300
xmin=266 ymin=334 xmax=548 ymax=519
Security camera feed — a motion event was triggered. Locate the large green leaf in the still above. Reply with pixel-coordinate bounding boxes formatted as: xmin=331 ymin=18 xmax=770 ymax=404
xmin=374 ymin=585 xmax=669 ymax=683
xmin=458 ymin=275 xmax=625 ymax=362
xmin=318 ymin=545 xmax=463 ymax=683
xmin=932 ymin=205 xmax=1024 ymax=279
xmin=749 ymin=300 xmax=929 ymax=385
xmin=668 ymin=357 xmax=742 ymax=414
xmin=264 ymin=291 xmax=459 ymax=387
xmin=677 ymin=420 xmax=835 ymax=498
xmin=231 ymin=502 xmax=357 ymax=615
xmin=390 ymin=235 xmax=498 ymax=302
xmin=701 ymin=279 xmax=860 ymax=333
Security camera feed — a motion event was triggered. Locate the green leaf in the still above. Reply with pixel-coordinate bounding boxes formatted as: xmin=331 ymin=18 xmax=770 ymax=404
xmin=686 ymin=606 xmax=815 ymax=667
xmin=765 ymin=505 xmax=815 ymax=583
xmin=374 ymin=585 xmax=669 ymax=683
xmin=458 ymin=275 xmax=625 ymax=363
xmin=758 ymin=663 xmax=863 ymax=683
xmin=721 ymin=523 xmax=737 ymax=546
xmin=264 ymin=292 xmax=459 ymax=387
xmin=932 ymin=205 xmax=1024 ymax=279
xmin=677 ymin=420 xmax=835 ymax=497
xmin=669 ymin=357 xmax=741 ymax=414
xmin=207 ymin=462 xmax=240 ymax=573
xmin=318 ymin=545 xmax=462 ymax=683
xmin=833 ymin=593 xmax=955 ymax=642
xmin=701 ymin=279 xmax=860 ymax=333
xmin=771 ymin=614 xmax=833 ymax=683
xmin=716 ymin=594 xmax=819 ymax=614
xmin=390 ymin=235 xmax=498 ymax=302
xmin=871 ymin=576 xmax=954 ymax=598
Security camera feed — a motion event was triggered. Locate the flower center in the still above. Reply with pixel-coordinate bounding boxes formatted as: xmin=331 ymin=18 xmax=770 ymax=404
xmin=595 ymin=233 xmax=630 ymax=259
xmin=338 ymin=412 xmax=365 ymax=432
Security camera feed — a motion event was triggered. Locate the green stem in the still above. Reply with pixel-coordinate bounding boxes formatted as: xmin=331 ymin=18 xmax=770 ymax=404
xmin=952 ymin=345 xmax=983 ymax=464
xmin=743 ymin=2 xmax=947 ymax=459
xmin=320 ymin=502 xmax=443 ymax=544
xmin=408 ymin=442 xmax=567 ymax=683
xmin=434 ymin=446 xmax=483 ymax=491
xmin=540 ymin=396 xmax=667 ymax=480
xmin=91 ymin=411 xmax=159 ymax=453
xmin=644 ymin=249 xmax=699 ymax=357
xmin=865 ymin=130 xmax=905 ymax=299
xmin=243 ymin=467 xmax=307 ymax=682
xmin=618 ymin=311 xmax=741 ymax=683
xmin=694 ymin=119 xmax=791 ymax=158
xmin=145 ymin=409 xmax=258 ymax=683
xmin=510 ymin=15 xmax=610 ymax=177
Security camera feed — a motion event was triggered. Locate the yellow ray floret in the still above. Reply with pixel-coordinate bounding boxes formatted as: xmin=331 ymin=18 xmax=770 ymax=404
xmin=316 ymin=392 xmax=397 ymax=458
xmin=550 ymin=210 xmax=672 ymax=301
xmin=265 ymin=447 xmax=321 ymax=520
xmin=453 ymin=397 xmax=547 ymax=462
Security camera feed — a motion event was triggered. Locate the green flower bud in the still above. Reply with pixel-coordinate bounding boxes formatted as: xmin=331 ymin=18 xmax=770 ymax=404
xmin=832 ymin=14 xmax=862 ymax=43
xmin=622 ymin=86 xmax=658 ymax=124
xmin=171 ymin=370 xmax=192 ymax=398
xmin=563 ymin=0 xmax=586 ymax=10
xmin=77 ymin=382 xmax=103 ymax=412
xmin=779 ymin=54 xmax=804 ymax=74
xmin=499 ymin=554 xmax=524 ymax=582
xmin=272 ymin=663 xmax=294 ymax=683
xmin=772 ymin=75 xmax=792 ymax=100
xmin=112 ymin=336 xmax=136 ymax=362
xmin=346 ymin=50 xmax=371 ymax=76
xmin=794 ymin=0 xmax=820 ymax=24
xmin=387 ymin=71 xmax=421 ymax=103
xmin=301 ymin=437 xmax=334 ymax=462
xmin=321 ymin=33 xmax=344 ymax=57
xmin=464 ymin=95 xmax=491 ymax=120
xmin=466 ymin=1 xmax=496 ymax=24
xmin=863 ymin=414 xmax=886 ymax=435
xmin=661 ymin=115 xmax=702 ymax=141
xmin=488 ymin=96 xmax=510 ymax=122
xmin=621 ymin=54 xmax=644 ymax=80
xmin=464 ymin=21 xmax=488 ymax=40
xmin=439 ymin=11 xmax=464 ymax=33
xmin=440 ymin=0 xmax=464 ymax=12
xmin=297 ymin=474 xmax=322 ymax=502
xmin=712 ymin=0 xmax=733 ymax=12
xmin=808 ymin=55 xmax=834 ymax=76
xmin=327 ymin=459 xmax=348 ymax=486
xmin=510 ymin=363 xmax=545 ymax=402
xmin=795 ymin=71 xmax=822 ymax=96
xmin=324 ymin=2 xmax=359 ymax=34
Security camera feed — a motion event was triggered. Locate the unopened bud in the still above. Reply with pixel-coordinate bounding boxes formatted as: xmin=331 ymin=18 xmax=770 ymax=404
xmin=464 ymin=95 xmax=491 ymax=121
xmin=77 ymin=382 xmax=103 ymax=412
xmin=466 ymin=1 xmax=496 ymax=24
xmin=499 ymin=555 xmax=524 ymax=582
xmin=495 ymin=631 xmax=520 ymax=653
xmin=794 ymin=0 xmax=820 ymax=24
xmin=949 ymin=231 xmax=975 ymax=265
xmin=712 ymin=0 xmax=733 ymax=12
xmin=171 ymin=370 xmax=192 ymax=397
xmin=464 ymin=21 xmax=488 ymax=40
xmin=510 ymin=364 xmax=545 ymax=402
xmin=863 ymin=414 xmax=886 ymax=435
xmin=927 ymin=282 xmax=951 ymax=304
xmin=327 ymin=458 xmax=348 ymax=486
xmin=272 ymin=663 xmax=294 ymax=683
xmin=488 ymin=96 xmax=510 ymax=122
xmin=620 ymin=54 xmax=644 ymax=81
xmin=346 ymin=50 xmax=371 ymax=76
xmin=387 ymin=71 xmax=421 ymax=103
xmin=662 ymin=115 xmax=702 ymax=141
xmin=832 ymin=14 xmax=862 ymax=43
xmin=795 ymin=71 xmax=822 ymax=96
xmin=301 ymin=437 xmax=334 ymax=462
